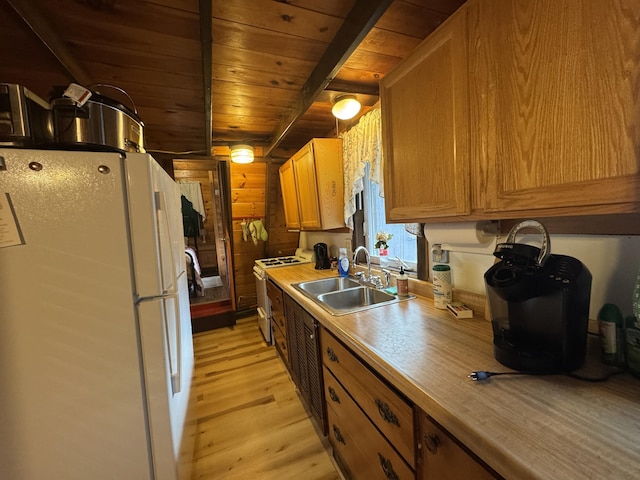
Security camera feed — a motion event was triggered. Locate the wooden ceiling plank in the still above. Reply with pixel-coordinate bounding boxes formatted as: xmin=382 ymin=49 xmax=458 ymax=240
xmin=214 ymin=44 xmax=316 ymax=78
xmin=265 ymin=0 xmax=395 ymax=156
xmin=213 ymin=18 xmax=327 ymax=62
xmin=213 ymin=0 xmax=344 ymax=43
xmin=213 ymin=64 xmax=307 ymax=92
xmin=7 ymin=0 xmax=92 ymax=85
xmin=200 ymin=0 xmax=213 ymax=155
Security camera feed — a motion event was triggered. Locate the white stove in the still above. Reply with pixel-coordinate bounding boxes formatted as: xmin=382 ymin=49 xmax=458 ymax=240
xmin=254 ymin=248 xmax=314 ymax=271
xmin=253 ymin=248 xmax=313 ymax=345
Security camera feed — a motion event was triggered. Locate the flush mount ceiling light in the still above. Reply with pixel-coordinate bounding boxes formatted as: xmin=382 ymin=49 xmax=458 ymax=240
xmin=230 ymin=144 xmax=254 ymax=164
xmin=331 ymin=95 xmax=361 ymax=120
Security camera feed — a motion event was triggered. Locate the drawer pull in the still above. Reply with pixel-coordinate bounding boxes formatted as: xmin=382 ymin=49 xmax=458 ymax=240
xmin=326 ymin=347 xmax=339 ymax=363
xmin=378 ymin=453 xmax=399 ymax=480
xmin=332 ymin=425 xmax=345 ymax=445
xmin=375 ymin=399 xmax=400 ymax=427
xmin=424 ymin=433 xmax=441 ymax=454
xmin=328 ymin=386 xmax=340 ymax=404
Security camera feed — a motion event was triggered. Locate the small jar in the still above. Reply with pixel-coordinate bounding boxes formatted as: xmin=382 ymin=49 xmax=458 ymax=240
xmin=432 ymin=264 xmax=452 ymax=309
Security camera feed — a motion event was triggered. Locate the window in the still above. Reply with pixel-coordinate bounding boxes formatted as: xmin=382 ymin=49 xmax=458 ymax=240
xmin=361 ymin=166 xmax=418 ymax=272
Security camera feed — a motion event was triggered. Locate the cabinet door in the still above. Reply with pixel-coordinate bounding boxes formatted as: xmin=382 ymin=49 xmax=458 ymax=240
xmin=278 ymin=158 xmax=300 ymax=229
xmin=472 ymin=0 xmax=640 ymax=215
xmin=418 ymin=412 xmax=498 ymax=480
xmin=292 ymin=143 xmax=323 ymax=229
xmin=302 ymin=310 xmax=325 ymax=431
xmin=380 ymin=4 xmax=470 ymax=221
xmin=284 ymin=294 xmax=300 ymax=385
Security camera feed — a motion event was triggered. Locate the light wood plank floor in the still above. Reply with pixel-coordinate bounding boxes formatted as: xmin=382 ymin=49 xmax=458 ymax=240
xmin=191 ymin=314 xmax=342 ymax=480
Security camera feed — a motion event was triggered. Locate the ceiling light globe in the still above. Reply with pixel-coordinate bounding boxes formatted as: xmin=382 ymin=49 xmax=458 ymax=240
xmin=332 ymin=96 xmax=361 ymax=120
xmin=230 ymin=144 xmax=254 ymax=164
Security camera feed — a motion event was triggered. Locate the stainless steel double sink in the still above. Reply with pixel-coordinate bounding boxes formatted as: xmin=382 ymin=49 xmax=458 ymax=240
xmin=292 ymin=277 xmax=413 ymax=316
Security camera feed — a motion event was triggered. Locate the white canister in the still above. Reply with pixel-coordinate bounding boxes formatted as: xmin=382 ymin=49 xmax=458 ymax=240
xmin=432 ymin=264 xmax=452 ymax=309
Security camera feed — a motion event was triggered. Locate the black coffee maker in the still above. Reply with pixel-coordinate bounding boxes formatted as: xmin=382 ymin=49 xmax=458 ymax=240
xmin=314 ymin=242 xmax=331 ymax=270
xmin=484 ymin=220 xmax=592 ymax=373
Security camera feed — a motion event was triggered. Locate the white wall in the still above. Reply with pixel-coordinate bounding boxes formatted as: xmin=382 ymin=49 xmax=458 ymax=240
xmin=299 ymin=231 xmax=352 ymax=259
xmin=300 ymin=228 xmax=640 ymax=320
xmin=446 ymin=234 xmax=640 ymax=320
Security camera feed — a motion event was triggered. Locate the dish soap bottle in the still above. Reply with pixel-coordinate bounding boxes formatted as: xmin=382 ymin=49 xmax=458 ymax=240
xmin=338 ymin=248 xmax=349 ymax=278
xmin=397 ymin=266 xmax=409 ymax=297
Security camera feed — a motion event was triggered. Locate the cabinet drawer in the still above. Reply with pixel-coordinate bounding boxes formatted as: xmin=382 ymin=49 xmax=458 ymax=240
xmin=272 ymin=321 xmax=288 ymax=363
xmin=267 ymin=280 xmax=287 ymax=337
xmin=325 ymin=368 xmax=414 ymax=480
xmin=272 ymin=309 xmax=287 ymax=337
xmin=321 ymin=329 xmax=414 ymax=466
xmin=267 ymin=279 xmax=283 ymax=307
xmin=418 ymin=412 xmax=499 ymax=480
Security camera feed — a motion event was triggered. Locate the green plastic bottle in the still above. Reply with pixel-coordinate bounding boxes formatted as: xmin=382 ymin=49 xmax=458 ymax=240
xmin=598 ymin=303 xmax=624 ymax=366
xmin=625 ymin=316 xmax=640 ymax=377
xmin=629 ymin=271 xmax=640 ymax=377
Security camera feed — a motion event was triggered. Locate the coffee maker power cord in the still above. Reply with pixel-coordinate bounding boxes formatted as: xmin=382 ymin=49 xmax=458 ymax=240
xmin=468 ymin=368 xmax=627 ymax=383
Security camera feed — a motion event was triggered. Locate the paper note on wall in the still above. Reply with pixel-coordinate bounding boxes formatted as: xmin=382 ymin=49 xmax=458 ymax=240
xmin=0 ymin=193 xmax=23 ymax=248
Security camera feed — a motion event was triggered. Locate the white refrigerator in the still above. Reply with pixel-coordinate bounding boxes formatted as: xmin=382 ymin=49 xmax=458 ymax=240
xmin=0 ymin=149 xmax=195 ymax=480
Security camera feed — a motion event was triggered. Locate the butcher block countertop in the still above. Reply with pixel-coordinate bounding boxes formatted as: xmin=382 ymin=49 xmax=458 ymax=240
xmin=267 ymin=263 xmax=640 ymax=480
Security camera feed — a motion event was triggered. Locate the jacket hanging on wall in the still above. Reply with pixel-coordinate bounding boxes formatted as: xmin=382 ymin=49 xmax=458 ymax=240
xmin=181 ymin=195 xmax=200 ymax=238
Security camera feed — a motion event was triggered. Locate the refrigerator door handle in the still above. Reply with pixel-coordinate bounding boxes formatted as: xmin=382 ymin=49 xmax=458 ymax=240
xmin=167 ymin=296 xmax=181 ymax=395
xmin=155 ymin=191 xmax=179 ymax=295
xmin=137 ymin=294 xmax=181 ymax=395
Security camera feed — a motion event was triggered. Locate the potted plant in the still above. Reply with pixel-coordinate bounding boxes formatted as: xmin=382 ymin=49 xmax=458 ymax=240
xmin=375 ymin=231 xmax=393 ymax=256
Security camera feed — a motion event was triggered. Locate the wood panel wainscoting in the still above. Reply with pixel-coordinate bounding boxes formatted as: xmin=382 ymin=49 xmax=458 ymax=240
xmin=191 ymin=314 xmax=342 ymax=479
xmin=230 ymin=161 xmax=267 ymax=311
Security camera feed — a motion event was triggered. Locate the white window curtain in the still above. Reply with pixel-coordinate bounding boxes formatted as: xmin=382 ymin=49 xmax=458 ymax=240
xmin=341 ymin=107 xmax=384 ymax=229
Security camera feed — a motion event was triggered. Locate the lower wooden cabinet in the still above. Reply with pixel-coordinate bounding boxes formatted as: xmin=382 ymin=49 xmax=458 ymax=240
xmin=321 ymin=328 xmax=414 ymax=466
xmin=417 ymin=411 xmax=500 ymax=480
xmin=284 ymin=293 xmax=325 ymax=432
xmin=320 ymin=327 xmax=416 ymax=479
xmin=325 ymin=367 xmax=414 ymax=480
xmin=267 ymin=280 xmax=288 ymax=363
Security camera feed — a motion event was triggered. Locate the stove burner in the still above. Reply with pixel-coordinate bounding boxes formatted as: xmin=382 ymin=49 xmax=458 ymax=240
xmin=281 ymin=258 xmax=300 ymax=264
xmin=256 ymin=252 xmax=311 ymax=269
xmin=262 ymin=259 xmax=283 ymax=266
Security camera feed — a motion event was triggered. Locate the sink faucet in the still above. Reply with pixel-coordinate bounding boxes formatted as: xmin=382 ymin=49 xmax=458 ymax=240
xmin=353 ymin=246 xmax=383 ymax=288
xmin=353 ymin=246 xmax=371 ymax=278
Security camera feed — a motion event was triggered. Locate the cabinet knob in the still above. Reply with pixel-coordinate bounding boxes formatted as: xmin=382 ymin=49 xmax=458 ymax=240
xmin=378 ymin=453 xmax=399 ymax=480
xmin=332 ymin=425 xmax=345 ymax=445
xmin=326 ymin=347 xmax=339 ymax=363
xmin=328 ymin=386 xmax=340 ymax=404
xmin=375 ymin=399 xmax=400 ymax=427
xmin=424 ymin=432 xmax=441 ymax=454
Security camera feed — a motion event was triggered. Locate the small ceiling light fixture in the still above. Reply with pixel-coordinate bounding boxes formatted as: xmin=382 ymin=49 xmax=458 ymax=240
xmin=331 ymin=94 xmax=361 ymax=120
xmin=229 ymin=144 xmax=254 ymax=164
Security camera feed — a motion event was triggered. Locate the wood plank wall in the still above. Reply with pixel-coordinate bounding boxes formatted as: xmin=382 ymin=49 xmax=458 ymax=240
xmin=172 ymin=159 xmax=218 ymax=271
xmin=267 ymin=161 xmax=300 ymax=257
xmin=230 ymin=161 xmax=267 ymax=310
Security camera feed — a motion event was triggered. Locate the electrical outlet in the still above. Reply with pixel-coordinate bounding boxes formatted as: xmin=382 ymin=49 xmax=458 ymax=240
xmin=431 ymin=245 xmax=449 ymax=263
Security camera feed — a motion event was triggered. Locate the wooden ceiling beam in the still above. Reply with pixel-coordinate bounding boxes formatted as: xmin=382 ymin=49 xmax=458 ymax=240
xmin=199 ymin=0 xmax=213 ymax=156
xmin=7 ymin=0 xmax=92 ymax=86
xmin=264 ymin=0 xmax=394 ymax=157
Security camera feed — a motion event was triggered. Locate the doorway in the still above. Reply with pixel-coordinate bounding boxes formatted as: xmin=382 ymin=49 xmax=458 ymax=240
xmin=173 ymin=158 xmax=236 ymax=332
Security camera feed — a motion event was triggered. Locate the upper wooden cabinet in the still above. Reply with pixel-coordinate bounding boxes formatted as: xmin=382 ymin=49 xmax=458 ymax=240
xmin=279 ymin=158 xmax=300 ymax=230
xmin=380 ymin=4 xmax=471 ymax=222
xmin=471 ymin=0 xmax=640 ymax=217
xmin=381 ymin=0 xmax=640 ymax=223
xmin=279 ymin=138 xmax=345 ymax=230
